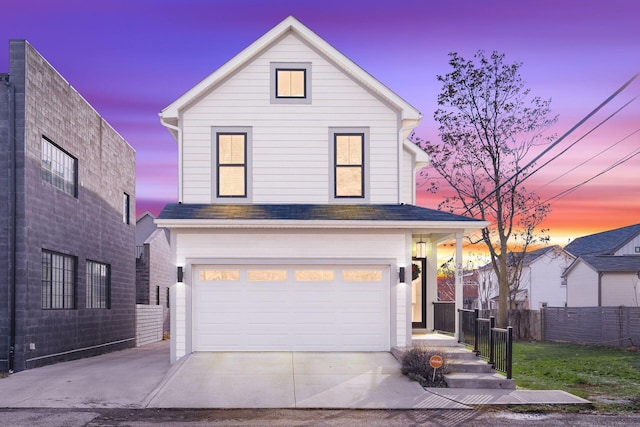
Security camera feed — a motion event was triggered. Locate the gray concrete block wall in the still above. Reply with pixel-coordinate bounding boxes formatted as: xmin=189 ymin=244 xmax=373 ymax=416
xmin=3 ymin=41 xmax=137 ymax=371
xmin=0 ymin=74 xmax=11 ymax=372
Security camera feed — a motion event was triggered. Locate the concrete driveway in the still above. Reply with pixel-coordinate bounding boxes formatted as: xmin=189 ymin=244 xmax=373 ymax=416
xmin=0 ymin=341 xmax=468 ymax=409
xmin=146 ymin=351 xmax=468 ymax=409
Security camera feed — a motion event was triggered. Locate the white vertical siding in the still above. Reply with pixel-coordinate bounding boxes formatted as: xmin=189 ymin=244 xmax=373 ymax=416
xmin=180 ymin=32 xmax=400 ymax=204
xmin=171 ymin=283 xmax=187 ymax=362
xmin=529 ymin=251 xmax=571 ymax=308
xmin=602 ymin=273 xmax=640 ymax=306
xmin=566 ymin=262 xmax=599 ymax=307
xmin=174 ymin=229 xmax=406 ymax=262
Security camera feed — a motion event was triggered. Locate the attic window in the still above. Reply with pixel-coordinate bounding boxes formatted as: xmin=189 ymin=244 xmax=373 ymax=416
xmin=277 ymin=69 xmax=305 ymax=97
xmin=270 ymin=62 xmax=311 ymax=104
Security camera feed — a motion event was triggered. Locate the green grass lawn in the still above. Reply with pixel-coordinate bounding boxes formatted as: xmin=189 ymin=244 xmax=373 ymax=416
xmin=513 ymin=341 xmax=640 ymax=412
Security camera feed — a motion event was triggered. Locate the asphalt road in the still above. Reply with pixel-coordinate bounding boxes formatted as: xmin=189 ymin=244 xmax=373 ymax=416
xmin=1 ymin=408 xmax=639 ymax=426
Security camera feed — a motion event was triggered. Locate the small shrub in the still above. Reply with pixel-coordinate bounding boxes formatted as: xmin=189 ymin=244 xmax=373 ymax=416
xmin=401 ymin=347 xmax=448 ymax=387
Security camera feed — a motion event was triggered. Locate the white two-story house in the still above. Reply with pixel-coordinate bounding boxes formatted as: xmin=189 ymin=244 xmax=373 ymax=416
xmin=157 ymin=16 xmax=486 ymax=362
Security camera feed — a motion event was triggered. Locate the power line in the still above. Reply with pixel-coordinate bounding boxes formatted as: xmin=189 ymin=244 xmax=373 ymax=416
xmin=542 ymin=145 xmax=640 ymax=205
xmin=464 ymin=72 xmax=640 ymax=214
xmin=535 ymin=127 xmax=640 ymax=192
xmin=527 ymin=96 xmax=637 ymax=186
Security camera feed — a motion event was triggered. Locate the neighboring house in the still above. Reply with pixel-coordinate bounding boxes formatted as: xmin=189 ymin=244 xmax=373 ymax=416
xmin=0 ymin=41 xmax=136 ymax=372
xmin=437 ymin=272 xmax=479 ymax=309
xmin=479 ymin=246 xmax=574 ymax=310
xmin=564 ymin=224 xmax=640 ymax=307
xmin=135 ymin=211 xmax=172 ymax=336
xmin=156 ymin=16 xmax=486 ymax=362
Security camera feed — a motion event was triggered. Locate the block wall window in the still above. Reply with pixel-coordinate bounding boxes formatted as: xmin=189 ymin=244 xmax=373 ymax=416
xmin=123 ymin=193 xmax=131 ymax=224
xmin=86 ymin=260 xmax=110 ymax=309
xmin=155 ymin=286 xmax=160 ymax=305
xmin=41 ymin=136 xmax=78 ymax=197
xmin=211 ymin=127 xmax=252 ymax=202
xmin=41 ymin=250 xmax=76 ymax=309
xmin=270 ymin=62 xmax=311 ymax=104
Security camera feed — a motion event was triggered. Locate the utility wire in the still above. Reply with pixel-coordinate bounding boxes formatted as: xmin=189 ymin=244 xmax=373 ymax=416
xmin=464 ymin=72 xmax=640 ymax=214
xmin=535 ymin=127 xmax=640 ymax=192
xmin=526 ymin=96 xmax=637 ymax=185
xmin=542 ymin=147 xmax=640 ymax=204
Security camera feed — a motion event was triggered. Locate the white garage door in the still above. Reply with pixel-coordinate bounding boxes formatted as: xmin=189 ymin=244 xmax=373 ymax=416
xmin=193 ymin=264 xmax=390 ymax=351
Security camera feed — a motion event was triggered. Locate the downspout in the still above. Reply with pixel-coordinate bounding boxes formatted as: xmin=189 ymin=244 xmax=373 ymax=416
xmin=159 ymin=117 xmax=183 ymax=203
xmin=3 ymin=74 xmax=16 ymax=372
xmin=598 ymin=272 xmax=604 ymax=307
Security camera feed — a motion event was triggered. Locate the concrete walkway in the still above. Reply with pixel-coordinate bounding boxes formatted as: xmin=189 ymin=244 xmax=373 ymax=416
xmin=0 ymin=341 xmax=589 ymax=409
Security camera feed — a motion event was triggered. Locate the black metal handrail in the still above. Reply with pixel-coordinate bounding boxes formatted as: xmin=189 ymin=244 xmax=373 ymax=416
xmin=457 ymin=309 xmax=513 ymax=379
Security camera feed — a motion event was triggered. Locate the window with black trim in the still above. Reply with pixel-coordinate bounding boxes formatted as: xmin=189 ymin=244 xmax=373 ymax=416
xmin=334 ymin=133 xmax=364 ymax=198
xmin=123 ymin=193 xmax=130 ymax=224
xmin=270 ymin=62 xmax=311 ymax=104
xmin=41 ymin=136 xmax=78 ymax=197
xmin=86 ymin=260 xmax=110 ymax=309
xmin=276 ymin=69 xmax=306 ymax=98
xmin=42 ymin=250 xmax=76 ymax=309
xmin=216 ymin=133 xmax=247 ymax=197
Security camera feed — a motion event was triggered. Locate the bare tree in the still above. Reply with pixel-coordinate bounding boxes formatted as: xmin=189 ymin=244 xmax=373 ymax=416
xmin=414 ymin=51 xmax=556 ymax=327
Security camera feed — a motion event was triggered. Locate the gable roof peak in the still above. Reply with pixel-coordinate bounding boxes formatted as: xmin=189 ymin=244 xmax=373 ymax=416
xmin=160 ymin=15 xmax=421 ymax=126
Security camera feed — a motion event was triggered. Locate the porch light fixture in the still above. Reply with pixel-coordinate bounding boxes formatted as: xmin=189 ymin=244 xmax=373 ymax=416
xmin=399 ymin=267 xmax=406 ymax=283
xmin=177 ymin=266 xmax=184 ymax=283
xmin=416 ymin=234 xmax=426 ymax=259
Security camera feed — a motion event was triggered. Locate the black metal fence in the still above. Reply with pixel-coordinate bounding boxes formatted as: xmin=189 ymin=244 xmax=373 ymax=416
xmin=433 ymin=302 xmax=455 ymax=333
xmin=458 ymin=308 xmax=513 ymax=379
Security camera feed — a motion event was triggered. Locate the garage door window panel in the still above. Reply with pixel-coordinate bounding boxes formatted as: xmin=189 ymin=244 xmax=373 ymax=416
xmin=248 ymin=270 xmax=288 ymax=281
xmin=295 ymin=270 xmax=335 ymax=281
xmin=199 ymin=269 xmax=240 ymax=281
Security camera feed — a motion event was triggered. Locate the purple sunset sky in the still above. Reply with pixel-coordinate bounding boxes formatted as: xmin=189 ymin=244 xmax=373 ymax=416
xmin=2 ymin=0 xmax=638 ymax=245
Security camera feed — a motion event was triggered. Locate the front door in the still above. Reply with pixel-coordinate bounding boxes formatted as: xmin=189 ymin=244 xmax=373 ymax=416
xmin=411 ymin=257 xmax=427 ymax=328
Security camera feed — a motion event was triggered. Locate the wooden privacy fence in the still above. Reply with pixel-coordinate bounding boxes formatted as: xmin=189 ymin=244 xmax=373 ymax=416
xmin=543 ymin=306 xmax=640 ymax=347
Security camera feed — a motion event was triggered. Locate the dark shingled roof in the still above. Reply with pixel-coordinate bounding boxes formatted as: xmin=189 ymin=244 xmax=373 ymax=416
xmin=580 ymin=255 xmax=640 ymax=273
xmin=158 ymin=203 xmax=482 ymax=222
xmin=565 ymin=223 xmax=640 ymax=256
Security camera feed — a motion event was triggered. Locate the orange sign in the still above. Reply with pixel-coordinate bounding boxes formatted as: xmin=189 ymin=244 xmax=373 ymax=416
xmin=429 ymin=355 xmax=443 ymax=369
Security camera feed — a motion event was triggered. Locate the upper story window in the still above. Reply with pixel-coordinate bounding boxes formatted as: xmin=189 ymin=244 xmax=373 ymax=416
xmin=86 ymin=260 xmax=110 ymax=309
xmin=211 ymin=127 xmax=252 ymax=202
xmin=270 ymin=62 xmax=312 ymax=104
xmin=217 ymin=133 xmax=247 ymax=197
xmin=41 ymin=250 xmax=76 ymax=310
xmin=334 ymin=133 xmax=365 ymax=198
xmin=277 ymin=69 xmax=306 ymax=98
xmin=41 ymin=136 xmax=77 ymax=197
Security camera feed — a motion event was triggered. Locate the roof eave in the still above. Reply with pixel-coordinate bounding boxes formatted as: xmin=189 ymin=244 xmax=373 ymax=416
xmin=155 ymin=218 xmax=488 ymax=233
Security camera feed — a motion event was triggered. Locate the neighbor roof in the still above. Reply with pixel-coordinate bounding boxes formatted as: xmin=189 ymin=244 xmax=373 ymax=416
xmin=564 ymin=223 xmax=640 ymax=256
xmin=160 ymin=16 xmax=421 ymax=126
xmin=575 ymin=255 xmax=640 ymax=273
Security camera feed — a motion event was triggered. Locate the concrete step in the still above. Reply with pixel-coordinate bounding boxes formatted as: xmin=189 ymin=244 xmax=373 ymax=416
xmin=446 ymin=359 xmax=494 ymax=373
xmin=444 ymin=372 xmax=516 ymax=390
